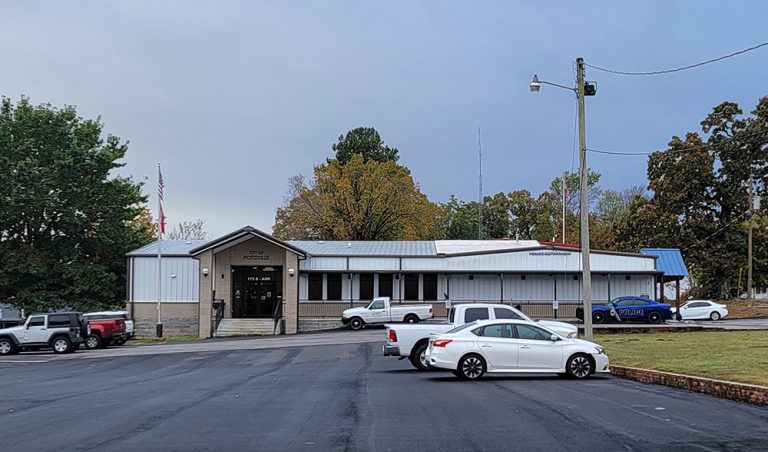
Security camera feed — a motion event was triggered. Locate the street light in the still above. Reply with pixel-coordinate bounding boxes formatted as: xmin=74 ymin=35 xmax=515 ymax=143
xmin=530 ymin=58 xmax=597 ymax=341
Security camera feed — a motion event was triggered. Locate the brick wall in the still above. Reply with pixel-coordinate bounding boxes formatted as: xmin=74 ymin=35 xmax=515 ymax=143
xmin=298 ymin=318 xmax=345 ymax=333
xmin=611 ymin=365 xmax=768 ymax=407
xmin=129 ymin=302 xmax=199 ymax=337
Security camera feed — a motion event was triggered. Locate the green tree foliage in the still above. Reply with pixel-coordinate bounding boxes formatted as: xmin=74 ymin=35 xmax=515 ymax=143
xmin=550 ymin=169 xmax=602 ymax=212
xmin=273 ymin=155 xmax=440 ymax=240
xmin=616 ymin=97 xmax=767 ymax=297
xmin=440 ymin=196 xmax=481 ymax=240
xmin=0 ymin=97 xmax=153 ymax=313
xmin=331 ymin=127 xmax=399 ymax=165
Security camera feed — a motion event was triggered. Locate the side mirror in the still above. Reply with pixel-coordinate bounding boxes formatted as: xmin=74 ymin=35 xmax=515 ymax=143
xmin=550 ymin=334 xmax=560 ymax=342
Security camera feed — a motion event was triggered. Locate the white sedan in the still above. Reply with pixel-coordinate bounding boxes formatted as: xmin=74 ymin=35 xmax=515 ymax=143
xmin=672 ymin=300 xmax=728 ymax=321
xmin=425 ymin=319 xmax=610 ymax=380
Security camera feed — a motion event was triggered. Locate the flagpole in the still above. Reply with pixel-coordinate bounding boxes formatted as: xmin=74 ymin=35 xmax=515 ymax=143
xmin=156 ymin=162 xmax=163 ymax=338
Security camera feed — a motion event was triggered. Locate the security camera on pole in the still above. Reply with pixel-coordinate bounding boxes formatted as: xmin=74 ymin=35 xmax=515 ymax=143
xmin=530 ymin=58 xmax=597 ymax=340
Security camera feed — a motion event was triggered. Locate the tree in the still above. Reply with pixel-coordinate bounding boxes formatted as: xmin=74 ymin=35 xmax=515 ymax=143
xmin=0 ymin=97 xmax=152 ymax=313
xmin=273 ymin=154 xmax=440 ymax=240
xmin=167 ymin=219 xmax=208 ymax=240
xmin=481 ymin=193 xmax=511 ymax=239
xmin=549 ymin=169 xmax=602 ymax=213
xmin=331 ymin=127 xmax=399 ymax=165
xmin=440 ymin=196 xmax=481 ymax=240
xmin=615 ymin=97 xmax=768 ymax=297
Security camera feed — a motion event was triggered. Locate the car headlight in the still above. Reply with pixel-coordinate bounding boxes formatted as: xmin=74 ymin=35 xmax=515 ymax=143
xmin=594 ymin=345 xmax=605 ymax=355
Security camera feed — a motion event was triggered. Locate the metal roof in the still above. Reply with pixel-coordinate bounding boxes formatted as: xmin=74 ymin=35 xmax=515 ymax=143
xmin=435 ymin=240 xmax=540 ymax=255
xmin=188 ymin=226 xmax=308 ymax=257
xmin=288 ymin=241 xmax=436 ymax=256
xmin=127 ymin=240 xmax=208 ymax=256
xmin=640 ymin=248 xmax=688 ymax=277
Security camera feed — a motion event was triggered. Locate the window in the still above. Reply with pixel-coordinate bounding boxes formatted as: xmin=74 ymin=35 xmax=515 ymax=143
xmin=370 ymin=299 xmax=385 ymax=310
xmin=48 ymin=315 xmax=71 ymax=327
xmin=615 ymin=299 xmax=637 ymax=307
xmin=476 ymin=324 xmax=513 ymax=338
xmin=327 ymin=274 xmax=342 ymax=300
xmin=423 ymin=274 xmax=437 ymax=300
xmin=447 ymin=322 xmax=477 ymax=334
xmin=632 ymin=299 xmax=649 ymax=306
xmin=404 ymin=274 xmax=419 ymax=301
xmin=360 ymin=274 xmax=374 ymax=301
xmin=27 ymin=316 xmax=45 ymax=327
xmin=308 ymin=274 xmax=323 ymax=300
xmin=464 ymin=308 xmax=489 ymax=323
xmin=515 ymin=324 xmax=552 ymax=341
xmin=378 ymin=274 xmax=393 ymax=298
xmin=494 ymin=308 xmax=524 ymax=320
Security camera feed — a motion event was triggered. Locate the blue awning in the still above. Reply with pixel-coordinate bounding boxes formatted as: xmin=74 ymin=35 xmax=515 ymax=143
xmin=640 ymin=248 xmax=688 ymax=278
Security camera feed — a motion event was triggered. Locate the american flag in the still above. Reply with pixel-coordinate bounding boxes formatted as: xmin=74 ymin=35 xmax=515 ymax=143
xmin=158 ymin=166 xmax=166 ymax=234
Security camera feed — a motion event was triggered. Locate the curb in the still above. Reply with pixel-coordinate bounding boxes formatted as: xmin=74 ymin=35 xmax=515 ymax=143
xmin=610 ymin=365 xmax=768 ymax=407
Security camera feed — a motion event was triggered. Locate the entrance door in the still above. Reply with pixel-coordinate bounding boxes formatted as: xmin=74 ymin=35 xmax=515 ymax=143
xmin=232 ymin=266 xmax=283 ymax=318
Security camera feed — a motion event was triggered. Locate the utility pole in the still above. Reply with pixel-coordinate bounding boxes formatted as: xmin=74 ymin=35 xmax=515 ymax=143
xmin=748 ymin=175 xmax=754 ymax=300
xmin=529 ymin=60 xmax=595 ymax=340
xmin=576 ymin=57 xmax=593 ymax=341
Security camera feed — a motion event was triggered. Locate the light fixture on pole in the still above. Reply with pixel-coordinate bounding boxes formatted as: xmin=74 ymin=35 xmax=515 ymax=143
xmin=529 ymin=59 xmax=597 ymax=341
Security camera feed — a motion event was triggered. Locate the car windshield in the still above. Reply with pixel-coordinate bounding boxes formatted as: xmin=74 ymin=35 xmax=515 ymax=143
xmin=446 ymin=322 xmax=478 ymax=334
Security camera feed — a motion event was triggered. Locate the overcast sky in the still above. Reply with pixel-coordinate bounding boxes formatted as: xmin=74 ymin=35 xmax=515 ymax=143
xmin=1 ymin=1 xmax=766 ymax=238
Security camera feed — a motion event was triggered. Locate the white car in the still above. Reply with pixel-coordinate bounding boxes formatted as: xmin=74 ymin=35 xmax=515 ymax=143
xmin=425 ymin=319 xmax=610 ymax=380
xmin=671 ymin=300 xmax=728 ymax=321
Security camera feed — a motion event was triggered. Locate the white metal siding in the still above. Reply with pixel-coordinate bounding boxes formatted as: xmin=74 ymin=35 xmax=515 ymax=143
xmin=505 ymin=275 xmax=553 ymax=301
xmin=592 ymin=275 xmax=610 ymax=302
xmin=556 ymin=276 xmax=582 ymax=301
xmin=610 ymin=276 xmax=654 ymax=298
xmin=449 ymin=274 xmax=501 ymax=302
xmin=349 ymin=257 xmax=400 ymax=271
xmin=301 ymin=257 xmax=347 ymax=271
xmin=399 ymin=251 xmax=654 ymax=272
xmin=131 ymin=257 xmax=199 ymax=302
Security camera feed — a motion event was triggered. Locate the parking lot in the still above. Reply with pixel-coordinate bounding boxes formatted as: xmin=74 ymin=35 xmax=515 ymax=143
xmin=1 ymin=337 xmax=767 ymax=451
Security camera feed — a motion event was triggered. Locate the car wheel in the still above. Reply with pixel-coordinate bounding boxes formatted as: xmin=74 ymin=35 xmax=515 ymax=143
xmin=566 ymin=353 xmax=592 ymax=379
xmin=710 ymin=311 xmax=721 ymax=321
xmin=404 ymin=315 xmax=419 ymax=324
xmin=86 ymin=334 xmax=103 ymax=350
xmin=0 ymin=338 xmax=17 ymax=355
xmin=52 ymin=336 xmax=72 ymax=354
xmin=457 ymin=354 xmax=486 ymax=380
xmin=115 ymin=338 xmax=128 ymax=346
xmin=349 ymin=317 xmax=365 ymax=330
xmin=409 ymin=343 xmax=430 ymax=371
xmin=593 ymin=311 xmax=606 ymax=324
xmin=647 ymin=311 xmax=662 ymax=324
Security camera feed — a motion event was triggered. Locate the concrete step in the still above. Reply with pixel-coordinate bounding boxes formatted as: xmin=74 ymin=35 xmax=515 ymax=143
xmin=215 ymin=319 xmax=276 ymax=337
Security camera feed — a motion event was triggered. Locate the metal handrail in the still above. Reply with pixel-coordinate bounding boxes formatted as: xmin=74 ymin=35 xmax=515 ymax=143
xmin=212 ymin=300 xmax=225 ymax=335
xmin=272 ymin=299 xmax=283 ymax=334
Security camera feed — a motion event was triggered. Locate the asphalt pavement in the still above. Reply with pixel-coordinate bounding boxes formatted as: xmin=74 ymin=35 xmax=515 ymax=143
xmin=1 ymin=338 xmax=767 ymax=451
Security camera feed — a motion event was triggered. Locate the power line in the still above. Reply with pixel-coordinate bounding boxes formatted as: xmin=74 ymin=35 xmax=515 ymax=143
xmin=587 ymin=130 xmax=768 ymax=156
xmin=682 ymin=211 xmax=748 ymax=252
xmin=584 ymin=41 xmax=768 ymax=76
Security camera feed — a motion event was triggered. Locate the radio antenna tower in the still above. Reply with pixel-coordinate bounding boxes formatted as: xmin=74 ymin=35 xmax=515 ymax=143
xmin=478 ymin=126 xmax=483 ymax=240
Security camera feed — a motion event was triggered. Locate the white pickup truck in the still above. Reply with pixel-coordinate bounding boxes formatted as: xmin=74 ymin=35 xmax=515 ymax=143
xmin=383 ymin=303 xmax=578 ymax=370
xmin=342 ymin=297 xmax=433 ymax=330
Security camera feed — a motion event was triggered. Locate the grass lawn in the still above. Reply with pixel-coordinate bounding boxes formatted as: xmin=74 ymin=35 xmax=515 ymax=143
xmin=595 ymin=331 xmax=768 ymax=387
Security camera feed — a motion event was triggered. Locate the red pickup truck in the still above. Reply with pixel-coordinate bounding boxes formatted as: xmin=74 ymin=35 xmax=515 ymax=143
xmin=85 ymin=318 xmax=127 ymax=349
